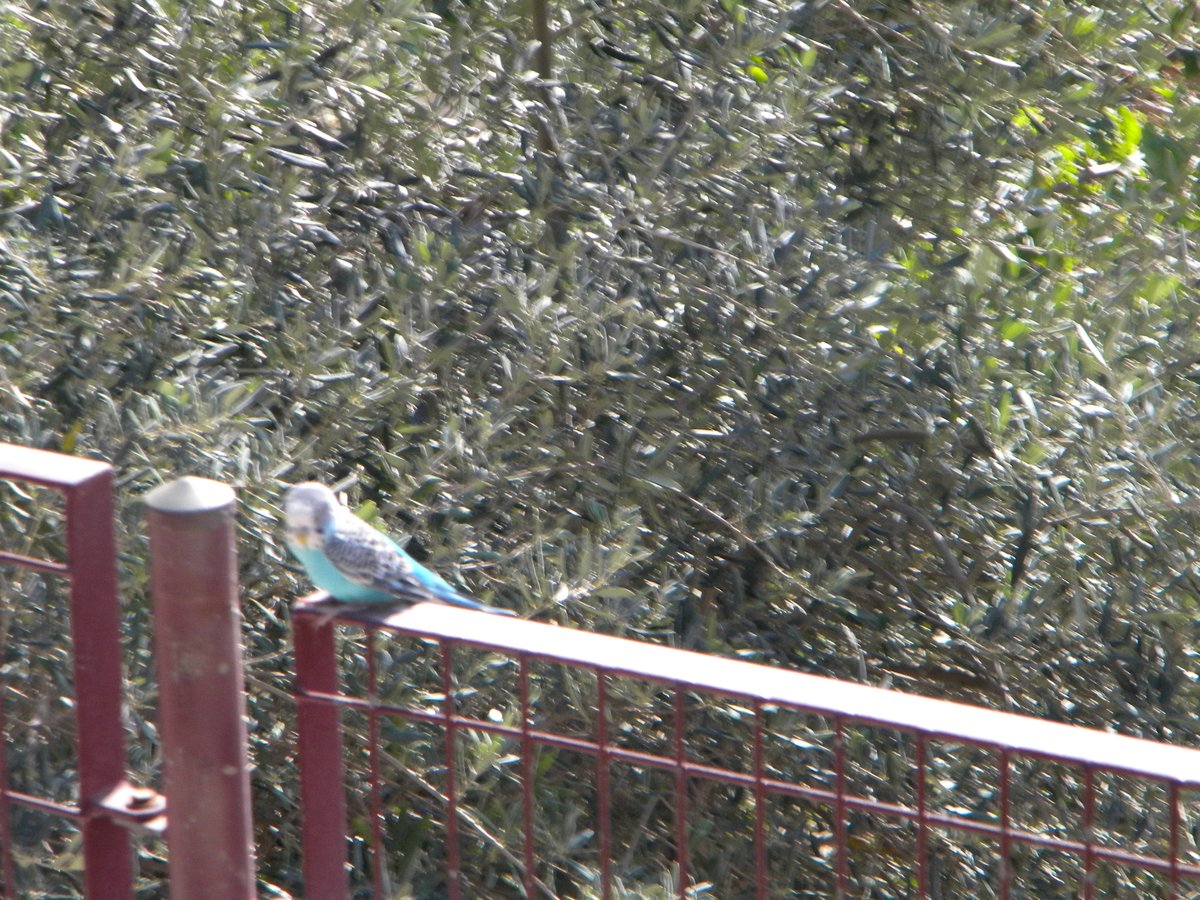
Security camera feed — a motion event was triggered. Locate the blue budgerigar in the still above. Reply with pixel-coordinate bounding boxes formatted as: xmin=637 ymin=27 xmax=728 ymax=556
xmin=284 ymin=481 xmax=513 ymax=615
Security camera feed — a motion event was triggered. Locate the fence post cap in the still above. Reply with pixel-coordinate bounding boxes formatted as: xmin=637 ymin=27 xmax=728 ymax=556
xmin=144 ymin=476 xmax=235 ymax=514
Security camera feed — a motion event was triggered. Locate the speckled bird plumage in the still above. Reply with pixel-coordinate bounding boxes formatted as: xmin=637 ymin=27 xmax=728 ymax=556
xmin=284 ymin=482 xmax=512 ymax=615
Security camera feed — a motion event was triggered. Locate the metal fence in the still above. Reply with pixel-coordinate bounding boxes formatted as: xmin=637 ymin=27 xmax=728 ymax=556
xmin=7 ymin=441 xmax=1200 ymax=897
xmin=0 ymin=445 xmax=164 ymax=899
xmin=0 ymin=444 xmax=253 ymax=900
xmin=294 ymin=598 xmax=1200 ymax=899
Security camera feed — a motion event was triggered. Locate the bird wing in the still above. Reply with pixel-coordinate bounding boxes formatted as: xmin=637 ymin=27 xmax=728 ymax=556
xmin=319 ymin=513 xmax=417 ymax=592
xmin=320 ymin=506 xmax=518 ymax=614
xmin=322 ymin=510 xmax=515 ymax=614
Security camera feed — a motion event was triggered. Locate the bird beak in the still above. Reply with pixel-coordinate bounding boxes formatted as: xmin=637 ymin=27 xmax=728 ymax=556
xmin=291 ymin=532 xmax=309 ymax=549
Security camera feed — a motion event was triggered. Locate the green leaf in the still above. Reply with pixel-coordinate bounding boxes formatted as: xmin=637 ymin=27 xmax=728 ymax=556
xmin=745 ymin=64 xmax=768 ymax=84
xmin=1001 ymin=319 xmax=1030 ymax=341
xmin=1107 ymin=105 xmax=1142 ymax=159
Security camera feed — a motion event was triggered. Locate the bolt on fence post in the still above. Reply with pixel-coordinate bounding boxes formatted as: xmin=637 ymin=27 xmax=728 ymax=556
xmin=144 ymin=477 xmax=256 ymax=900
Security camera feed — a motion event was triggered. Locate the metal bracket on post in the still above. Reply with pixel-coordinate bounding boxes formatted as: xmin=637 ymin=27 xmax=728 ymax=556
xmin=144 ymin=476 xmax=257 ymax=900
xmin=92 ymin=780 xmax=168 ymax=835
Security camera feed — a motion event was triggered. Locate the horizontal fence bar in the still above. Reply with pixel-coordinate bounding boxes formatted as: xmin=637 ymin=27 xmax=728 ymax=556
xmin=0 ymin=550 xmax=68 ymax=574
xmin=0 ymin=446 xmax=111 ymax=490
xmin=294 ymin=597 xmax=1200 ymax=787
xmin=4 ymin=792 xmax=80 ymax=820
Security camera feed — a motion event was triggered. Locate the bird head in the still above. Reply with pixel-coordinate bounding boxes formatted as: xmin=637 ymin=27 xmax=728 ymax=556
xmin=284 ymin=482 xmax=338 ymax=551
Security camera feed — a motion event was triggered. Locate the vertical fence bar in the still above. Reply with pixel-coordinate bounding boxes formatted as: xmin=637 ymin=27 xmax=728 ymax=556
xmin=834 ymin=716 xmax=848 ymax=898
xmin=752 ymin=701 xmax=767 ymax=900
xmin=1081 ymin=766 xmax=1095 ymax=899
xmin=293 ymin=608 xmax=349 ymax=896
xmin=596 ymin=670 xmax=612 ymax=900
xmin=673 ymin=688 xmax=689 ymax=900
xmin=366 ymin=630 xmax=385 ymax=898
xmin=999 ymin=748 xmax=1011 ymax=900
xmin=66 ymin=466 xmax=135 ymax=899
xmin=441 ymin=641 xmax=461 ymax=900
xmin=520 ymin=655 xmax=536 ymax=898
xmin=915 ymin=735 xmax=928 ymax=897
xmin=144 ymin=477 xmax=255 ymax=900
xmin=1169 ymin=781 xmax=1181 ymax=898
xmin=0 ymin=681 xmax=11 ymax=896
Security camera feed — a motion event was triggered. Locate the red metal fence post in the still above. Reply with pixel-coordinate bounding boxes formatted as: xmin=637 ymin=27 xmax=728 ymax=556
xmin=63 ymin=462 xmax=136 ymax=898
xmin=144 ymin=477 xmax=256 ymax=900
xmin=293 ymin=606 xmax=350 ymax=896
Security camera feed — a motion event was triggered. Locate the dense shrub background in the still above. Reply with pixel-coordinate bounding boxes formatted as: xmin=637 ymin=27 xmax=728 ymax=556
xmin=4 ymin=0 xmax=1200 ymax=894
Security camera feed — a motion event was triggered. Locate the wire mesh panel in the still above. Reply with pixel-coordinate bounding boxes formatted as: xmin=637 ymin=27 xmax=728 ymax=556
xmin=293 ymin=597 xmax=1200 ymax=899
xmin=0 ymin=444 xmax=149 ymax=899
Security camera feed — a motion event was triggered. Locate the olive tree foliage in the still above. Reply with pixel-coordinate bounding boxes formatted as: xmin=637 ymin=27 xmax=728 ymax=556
xmin=3 ymin=0 xmax=1200 ymax=893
